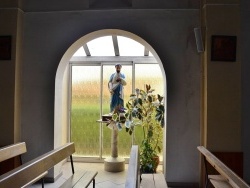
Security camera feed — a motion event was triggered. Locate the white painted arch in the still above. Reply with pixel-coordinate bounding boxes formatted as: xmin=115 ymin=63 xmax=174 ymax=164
xmin=54 ymin=29 xmax=167 ymax=175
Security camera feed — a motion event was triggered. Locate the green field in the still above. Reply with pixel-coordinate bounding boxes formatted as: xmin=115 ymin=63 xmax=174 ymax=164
xmin=70 ymin=64 xmax=164 ymax=159
xmin=71 ymin=103 xmax=146 ymax=158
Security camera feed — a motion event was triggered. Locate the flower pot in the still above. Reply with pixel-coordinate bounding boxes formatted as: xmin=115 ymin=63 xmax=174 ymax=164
xmin=140 ymin=155 xmax=160 ymax=174
xmin=152 ymin=155 xmax=160 ymax=173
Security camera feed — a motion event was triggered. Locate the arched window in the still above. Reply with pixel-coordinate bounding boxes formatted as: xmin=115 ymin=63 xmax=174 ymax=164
xmin=69 ymin=35 xmax=164 ymax=161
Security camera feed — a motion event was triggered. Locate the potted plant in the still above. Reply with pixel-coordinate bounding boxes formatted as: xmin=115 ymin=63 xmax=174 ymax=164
xmin=124 ymin=84 xmax=165 ymax=173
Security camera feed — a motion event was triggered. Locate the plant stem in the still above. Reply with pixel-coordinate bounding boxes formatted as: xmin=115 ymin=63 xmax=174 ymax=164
xmin=153 ymin=134 xmax=159 ymax=152
xmin=143 ymin=125 xmax=146 ymax=140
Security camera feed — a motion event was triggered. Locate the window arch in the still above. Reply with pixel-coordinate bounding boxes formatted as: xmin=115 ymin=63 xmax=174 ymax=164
xmin=54 ymin=29 xmax=167 ymax=174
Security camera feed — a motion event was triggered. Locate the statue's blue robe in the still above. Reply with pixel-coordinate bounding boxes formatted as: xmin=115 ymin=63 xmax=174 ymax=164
xmin=109 ymin=73 xmax=126 ymax=112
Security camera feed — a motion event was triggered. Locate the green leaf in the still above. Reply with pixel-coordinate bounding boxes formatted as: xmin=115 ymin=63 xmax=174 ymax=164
xmin=158 ymin=94 xmax=163 ymax=102
xmin=155 ymin=114 xmax=162 ymax=121
xmin=137 ymin=107 xmax=142 ymax=114
xmin=148 ymin=129 xmax=153 ymax=137
xmin=137 ymin=112 xmax=142 ymax=120
xmin=158 ymin=104 xmax=164 ymax=112
xmin=140 ymin=90 xmax=146 ymax=96
xmin=138 ymin=98 xmax=142 ymax=105
xmin=146 ymin=84 xmax=151 ymax=92
xmin=134 ymin=99 xmax=138 ymax=106
xmin=157 ymin=146 xmax=161 ymax=153
xmin=129 ymin=113 xmax=132 ymax=120
xmin=148 ymin=95 xmax=152 ymax=103
xmin=149 ymin=89 xmax=155 ymax=93
xmin=112 ymin=113 xmax=118 ymax=121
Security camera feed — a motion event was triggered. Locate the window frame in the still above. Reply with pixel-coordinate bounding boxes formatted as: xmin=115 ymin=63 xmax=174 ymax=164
xmin=69 ymin=58 xmax=160 ymax=163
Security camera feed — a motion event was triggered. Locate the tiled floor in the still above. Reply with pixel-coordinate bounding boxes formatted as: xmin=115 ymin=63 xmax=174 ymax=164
xmin=29 ymin=162 xmax=163 ymax=188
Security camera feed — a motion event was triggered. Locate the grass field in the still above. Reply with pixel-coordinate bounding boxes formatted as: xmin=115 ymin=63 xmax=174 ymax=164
xmin=70 ymin=64 xmax=164 ymax=159
xmin=71 ymin=103 xmax=146 ymax=158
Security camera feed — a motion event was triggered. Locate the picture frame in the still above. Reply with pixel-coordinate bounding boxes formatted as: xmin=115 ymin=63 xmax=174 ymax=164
xmin=0 ymin=36 xmax=12 ymax=60
xmin=211 ymin=35 xmax=237 ymax=62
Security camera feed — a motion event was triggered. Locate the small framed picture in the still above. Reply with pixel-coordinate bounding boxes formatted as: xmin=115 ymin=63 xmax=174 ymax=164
xmin=211 ymin=35 xmax=237 ymax=62
xmin=0 ymin=36 xmax=12 ymax=60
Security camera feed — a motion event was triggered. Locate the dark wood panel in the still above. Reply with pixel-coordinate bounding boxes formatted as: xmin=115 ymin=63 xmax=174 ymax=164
xmin=198 ymin=147 xmax=248 ymax=188
xmin=0 ymin=158 xmax=15 ymax=175
xmin=207 ymin=152 xmax=243 ymax=178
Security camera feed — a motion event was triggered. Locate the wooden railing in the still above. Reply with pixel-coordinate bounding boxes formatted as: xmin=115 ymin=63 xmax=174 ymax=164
xmin=198 ymin=146 xmax=250 ymax=188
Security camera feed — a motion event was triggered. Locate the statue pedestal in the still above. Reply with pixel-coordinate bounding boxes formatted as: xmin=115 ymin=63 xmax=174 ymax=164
xmin=97 ymin=119 xmax=125 ymax=172
xmin=104 ymin=157 xmax=125 ymax=172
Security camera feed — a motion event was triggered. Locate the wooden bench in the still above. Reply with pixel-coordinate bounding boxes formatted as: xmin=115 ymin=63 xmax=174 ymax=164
xmin=125 ymin=145 xmax=168 ymax=188
xmin=0 ymin=142 xmax=47 ymax=187
xmin=0 ymin=142 xmax=27 ymax=164
xmin=197 ymin=146 xmax=250 ymax=188
xmin=0 ymin=142 xmax=98 ymax=188
xmin=125 ymin=145 xmax=140 ymax=188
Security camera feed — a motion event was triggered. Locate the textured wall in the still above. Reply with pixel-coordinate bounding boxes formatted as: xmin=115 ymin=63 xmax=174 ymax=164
xmin=241 ymin=0 xmax=250 ymax=183
xmin=0 ymin=9 xmax=19 ymax=145
xmin=1 ymin=0 xmax=249 ymax=184
xmin=205 ymin=4 xmax=241 ymax=151
xmin=21 ymin=9 xmax=201 ymax=183
xmin=21 ymin=0 xmax=199 ymax=11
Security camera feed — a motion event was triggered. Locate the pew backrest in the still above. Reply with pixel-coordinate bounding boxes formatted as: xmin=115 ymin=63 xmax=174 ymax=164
xmin=197 ymin=146 xmax=250 ymax=188
xmin=0 ymin=142 xmax=75 ymax=187
xmin=0 ymin=142 xmax=26 ymax=163
xmin=125 ymin=145 xmax=140 ymax=188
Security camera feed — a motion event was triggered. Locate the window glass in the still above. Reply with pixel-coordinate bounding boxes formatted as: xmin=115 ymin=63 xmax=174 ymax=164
xmin=118 ymin=36 xmax=144 ymax=56
xmin=73 ymin=35 xmax=150 ymax=57
xmin=134 ymin=64 xmax=164 ymax=160
xmin=87 ymin=36 xmax=114 ymax=56
xmin=70 ymin=36 xmax=163 ymax=160
xmin=102 ymin=65 xmax=133 ymax=157
xmin=71 ymin=64 xmax=163 ymax=159
xmin=71 ymin=66 xmax=100 ymax=157
xmin=73 ymin=47 xmax=86 ymax=56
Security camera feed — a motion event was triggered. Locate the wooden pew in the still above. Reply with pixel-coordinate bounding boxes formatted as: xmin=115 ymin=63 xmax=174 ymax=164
xmin=125 ymin=145 xmax=140 ymax=188
xmin=141 ymin=173 xmax=168 ymax=188
xmin=197 ymin=146 xmax=250 ymax=188
xmin=0 ymin=142 xmax=98 ymax=188
xmin=0 ymin=142 xmax=27 ymax=164
xmin=125 ymin=145 xmax=168 ymax=188
xmin=0 ymin=142 xmax=47 ymax=187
